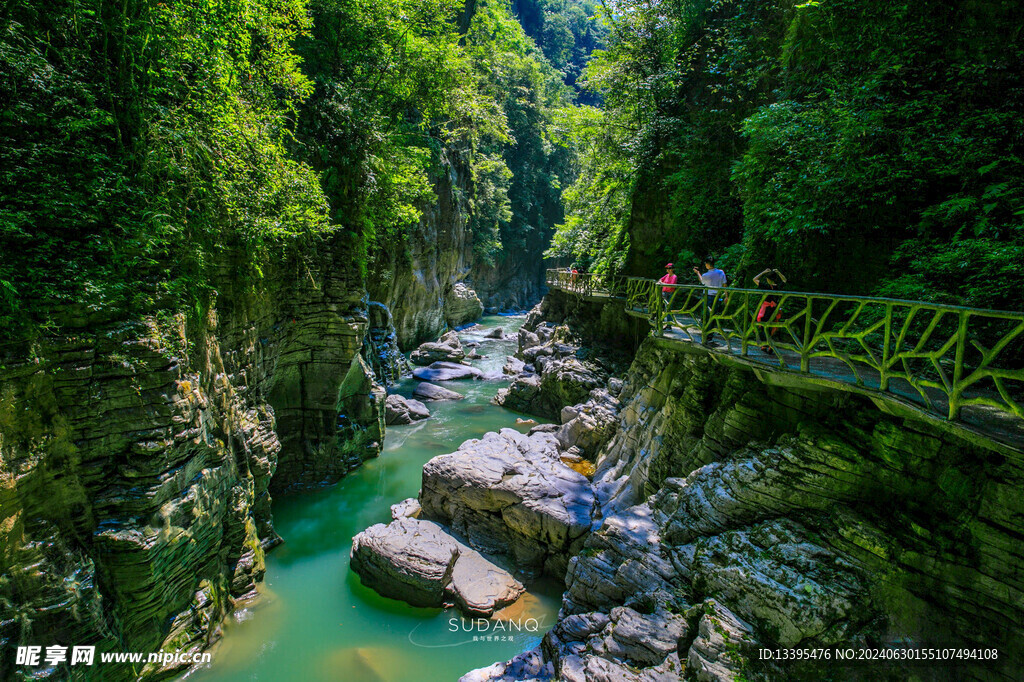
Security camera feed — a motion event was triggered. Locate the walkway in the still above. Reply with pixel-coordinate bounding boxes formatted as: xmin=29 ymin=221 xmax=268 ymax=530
xmin=545 ymin=270 xmax=1024 ymax=452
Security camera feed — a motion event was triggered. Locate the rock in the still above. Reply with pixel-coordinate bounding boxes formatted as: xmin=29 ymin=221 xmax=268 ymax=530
xmin=350 ymin=518 xmax=460 ymax=608
xmin=686 ymin=601 xmax=757 ymax=681
xmin=518 ymin=329 xmax=541 ymax=353
xmin=391 ymin=498 xmax=422 ymax=520
xmin=553 ymin=342 xmax=577 ymax=357
xmin=602 ymin=606 xmax=687 ymax=666
xmin=555 ymin=390 xmax=620 ymax=456
xmin=349 ymin=517 xmax=524 ymax=616
xmin=491 ymin=374 xmax=540 ymax=413
xmin=503 ymin=356 xmax=526 ymax=375
xmin=493 ymin=355 xmax=605 ymax=420
xmin=607 ymin=377 xmax=624 ymax=396
xmin=528 ymin=423 xmax=559 ymax=435
xmin=515 ymin=418 xmax=537 ymax=426
xmin=484 ymin=327 xmax=504 ymax=339
xmin=384 ymin=394 xmax=430 ymax=425
xmin=413 ymin=382 xmax=465 ymax=402
xmin=444 ymin=283 xmax=484 ymax=327
xmin=412 ymin=361 xmax=483 ymax=382
xmin=419 ymin=429 xmax=596 ymax=578
xmin=523 ymin=345 xmax=553 ymax=362
xmin=449 ymin=550 xmax=525 ymax=616
xmin=410 ymin=330 xmax=465 ymax=366
xmin=459 ymin=648 xmax=554 ymax=682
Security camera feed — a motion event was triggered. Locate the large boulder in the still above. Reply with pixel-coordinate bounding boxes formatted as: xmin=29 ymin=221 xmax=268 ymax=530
xmin=554 ymin=389 xmax=621 ymax=456
xmin=350 ymin=518 xmax=457 ymax=608
xmin=419 ymin=429 xmax=596 ymax=579
xmin=493 ymin=356 xmax=606 ymax=419
xmin=413 ymin=361 xmax=483 ymax=382
xmin=503 ymin=355 xmax=526 ymax=375
xmin=444 ymin=283 xmax=484 ymax=327
xmin=413 ymin=382 xmax=465 ymax=402
xmin=410 ymin=330 xmax=465 ymax=366
xmin=350 ymin=517 xmax=524 ymax=616
xmin=384 ymin=394 xmax=430 ymax=425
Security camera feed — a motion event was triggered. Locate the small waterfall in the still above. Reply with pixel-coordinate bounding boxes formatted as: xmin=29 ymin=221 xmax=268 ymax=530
xmin=362 ymin=300 xmax=411 ymax=386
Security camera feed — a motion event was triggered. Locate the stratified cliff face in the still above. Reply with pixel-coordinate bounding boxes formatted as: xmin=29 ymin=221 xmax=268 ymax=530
xmin=0 ymin=238 xmax=383 ymax=680
xmin=469 ymin=303 xmax=1023 ymax=681
xmin=470 ymin=250 xmax=547 ymax=314
xmin=368 ymin=152 xmax=483 ymax=349
xmin=368 ymin=150 xmax=553 ymax=349
xmin=571 ymin=338 xmax=1022 ymax=680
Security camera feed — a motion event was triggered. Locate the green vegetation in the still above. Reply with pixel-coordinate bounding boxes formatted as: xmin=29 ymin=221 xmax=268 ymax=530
xmin=0 ymin=0 xmax=601 ymax=342
xmin=1 ymin=0 xmax=330 ymax=339
xmin=548 ymin=0 xmax=1024 ymax=312
xmin=4 ymin=0 xmax=1022 ymax=346
xmin=511 ymin=0 xmax=607 ymax=100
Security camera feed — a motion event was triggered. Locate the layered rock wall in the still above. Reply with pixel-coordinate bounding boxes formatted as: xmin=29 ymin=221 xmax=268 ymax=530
xmin=0 ymin=239 xmax=382 ymax=679
xmin=367 ymin=152 xmax=485 ymax=349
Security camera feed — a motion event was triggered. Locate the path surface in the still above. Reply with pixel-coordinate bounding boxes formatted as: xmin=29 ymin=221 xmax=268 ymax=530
xmin=648 ymin=312 xmax=1024 ymax=449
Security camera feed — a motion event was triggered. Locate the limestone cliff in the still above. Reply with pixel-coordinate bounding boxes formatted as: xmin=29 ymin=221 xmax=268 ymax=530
xmin=0 ymin=238 xmax=383 ymax=680
xmin=367 ymin=150 xmax=550 ymax=349
xmin=367 ymin=151 xmax=483 ymax=349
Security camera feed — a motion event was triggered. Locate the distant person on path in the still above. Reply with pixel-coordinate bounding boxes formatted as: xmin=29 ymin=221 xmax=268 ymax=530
xmin=693 ymin=257 xmax=727 ymax=318
xmin=753 ymin=267 xmax=787 ymax=353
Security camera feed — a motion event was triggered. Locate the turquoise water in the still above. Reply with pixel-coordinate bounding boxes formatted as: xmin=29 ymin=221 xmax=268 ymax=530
xmin=185 ymin=316 xmax=560 ymax=682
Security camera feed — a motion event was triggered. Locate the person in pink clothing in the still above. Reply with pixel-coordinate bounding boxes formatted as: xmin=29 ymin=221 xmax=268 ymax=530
xmin=659 ymin=263 xmax=678 ymax=306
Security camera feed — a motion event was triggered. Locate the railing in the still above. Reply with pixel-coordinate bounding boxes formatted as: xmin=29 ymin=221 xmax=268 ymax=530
xmin=545 ymin=269 xmax=627 ymax=298
xmin=550 ymin=271 xmax=1024 ymax=426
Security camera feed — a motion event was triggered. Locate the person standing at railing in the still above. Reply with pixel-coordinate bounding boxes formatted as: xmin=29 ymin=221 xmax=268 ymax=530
xmin=659 ymin=263 xmax=678 ymax=304
xmin=693 ymin=257 xmax=727 ymax=319
xmin=753 ymin=267 xmax=787 ymax=353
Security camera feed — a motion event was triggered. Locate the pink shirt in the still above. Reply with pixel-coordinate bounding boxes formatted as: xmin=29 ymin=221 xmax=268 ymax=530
xmin=659 ymin=273 xmax=678 ymax=292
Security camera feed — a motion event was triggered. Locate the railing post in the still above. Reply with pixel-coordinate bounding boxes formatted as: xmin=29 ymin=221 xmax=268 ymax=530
xmin=880 ymin=302 xmax=893 ymax=391
xmin=801 ymin=296 xmax=813 ymax=372
xmin=949 ymin=310 xmax=968 ymax=420
xmin=740 ymin=291 xmax=750 ymax=355
xmin=652 ymin=282 xmax=663 ymax=335
xmin=702 ymin=286 xmax=711 ymax=341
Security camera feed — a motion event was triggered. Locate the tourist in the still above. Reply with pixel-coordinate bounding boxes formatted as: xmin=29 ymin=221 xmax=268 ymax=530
xmin=692 ymin=257 xmax=727 ymax=316
xmin=659 ymin=263 xmax=678 ymax=304
xmin=753 ymin=268 xmax=787 ymax=353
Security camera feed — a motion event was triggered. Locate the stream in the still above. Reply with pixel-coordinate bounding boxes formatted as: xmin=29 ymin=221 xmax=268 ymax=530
xmin=185 ymin=315 xmax=560 ymax=682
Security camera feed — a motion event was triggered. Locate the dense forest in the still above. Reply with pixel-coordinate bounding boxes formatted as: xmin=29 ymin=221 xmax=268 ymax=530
xmin=0 ymin=0 xmax=604 ymax=343
xmin=547 ymin=0 xmax=1024 ymax=311
xmin=4 ymin=0 xmax=1022 ymax=346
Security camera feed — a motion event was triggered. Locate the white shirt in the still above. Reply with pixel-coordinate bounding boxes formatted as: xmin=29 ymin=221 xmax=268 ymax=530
xmin=699 ymin=268 xmax=727 ymax=295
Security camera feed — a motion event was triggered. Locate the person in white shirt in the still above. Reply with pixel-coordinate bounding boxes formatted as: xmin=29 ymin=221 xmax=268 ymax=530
xmin=692 ymin=256 xmax=727 ymax=320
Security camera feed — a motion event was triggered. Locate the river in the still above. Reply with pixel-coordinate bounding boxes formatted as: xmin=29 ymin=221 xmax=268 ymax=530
xmin=185 ymin=315 xmax=560 ymax=682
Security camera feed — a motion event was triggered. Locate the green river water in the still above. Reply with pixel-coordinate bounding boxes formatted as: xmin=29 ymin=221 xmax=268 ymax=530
xmin=185 ymin=315 xmax=560 ymax=682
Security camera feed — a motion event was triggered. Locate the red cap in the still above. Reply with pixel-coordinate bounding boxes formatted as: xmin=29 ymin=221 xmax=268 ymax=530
xmin=665 ymin=263 xmax=674 ymax=268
